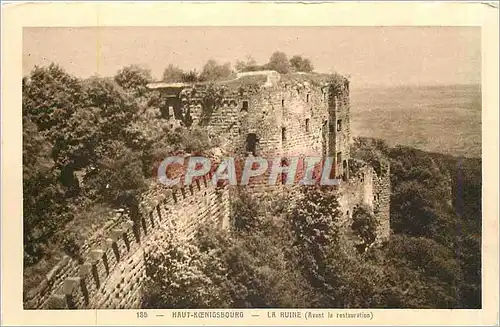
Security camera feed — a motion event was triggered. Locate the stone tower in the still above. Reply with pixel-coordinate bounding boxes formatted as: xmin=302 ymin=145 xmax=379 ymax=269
xmin=327 ymin=77 xmax=351 ymax=180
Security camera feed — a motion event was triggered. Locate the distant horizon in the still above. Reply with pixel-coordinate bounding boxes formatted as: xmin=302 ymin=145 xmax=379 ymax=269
xmin=23 ymin=27 xmax=481 ymax=88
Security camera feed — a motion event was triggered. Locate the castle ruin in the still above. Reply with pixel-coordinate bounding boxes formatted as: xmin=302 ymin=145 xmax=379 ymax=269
xmin=25 ymin=71 xmax=390 ymax=309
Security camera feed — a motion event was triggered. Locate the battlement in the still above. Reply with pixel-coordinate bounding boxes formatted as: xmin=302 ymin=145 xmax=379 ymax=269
xmin=25 ymin=72 xmax=390 ymax=309
xmin=24 ymin=172 xmax=230 ymax=310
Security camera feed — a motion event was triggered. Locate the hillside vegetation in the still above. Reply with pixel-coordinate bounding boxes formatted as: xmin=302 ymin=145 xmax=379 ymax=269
xmin=143 ymin=137 xmax=481 ymax=309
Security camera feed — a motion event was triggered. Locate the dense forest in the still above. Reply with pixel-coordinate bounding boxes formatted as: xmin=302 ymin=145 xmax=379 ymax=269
xmin=23 ymin=54 xmax=481 ymax=308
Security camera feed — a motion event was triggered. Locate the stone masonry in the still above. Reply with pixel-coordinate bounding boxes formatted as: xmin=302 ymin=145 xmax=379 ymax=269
xmin=24 ymin=174 xmax=230 ymax=309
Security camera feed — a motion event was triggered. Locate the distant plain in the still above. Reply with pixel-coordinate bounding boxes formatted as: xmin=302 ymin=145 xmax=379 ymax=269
xmin=350 ymin=84 xmax=482 ymax=158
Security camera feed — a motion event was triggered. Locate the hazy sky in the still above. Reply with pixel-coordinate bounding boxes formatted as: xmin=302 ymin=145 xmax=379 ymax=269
xmin=23 ymin=27 xmax=481 ymax=88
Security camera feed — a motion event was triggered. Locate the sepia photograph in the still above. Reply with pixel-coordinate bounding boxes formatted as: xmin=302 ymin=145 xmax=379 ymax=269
xmin=20 ymin=25 xmax=483 ymax=311
xmin=2 ymin=2 xmax=499 ymax=326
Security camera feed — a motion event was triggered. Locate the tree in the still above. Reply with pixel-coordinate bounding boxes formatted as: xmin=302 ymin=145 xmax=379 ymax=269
xmin=194 ymin=219 xmax=317 ymax=308
xmin=231 ymin=191 xmax=262 ymax=232
xmin=288 ymin=186 xmax=388 ymax=308
xmin=22 ymin=63 xmax=85 ymax=132
xmin=23 ymin=118 xmax=74 ymax=265
xmin=290 ymin=186 xmax=342 ymax=287
xmin=82 ymin=140 xmax=146 ymax=215
xmin=114 ymin=64 xmax=152 ymax=97
xmin=289 ymin=55 xmax=314 ymax=73
xmin=51 ymin=105 xmax=102 ymax=177
xmin=162 ymin=64 xmax=185 ymax=83
xmin=235 ymin=56 xmax=263 ymax=72
xmin=267 ymin=51 xmax=290 ymax=74
xmin=181 ymin=70 xmax=199 ymax=83
xmin=199 ymin=59 xmax=233 ymax=82
xmin=82 ymin=77 xmax=137 ymax=142
xmin=381 ymin=234 xmax=462 ymax=308
xmin=391 ymin=180 xmax=441 ymax=238
xmin=143 ymin=224 xmax=231 ymax=308
xmin=22 ymin=64 xmax=86 ymax=264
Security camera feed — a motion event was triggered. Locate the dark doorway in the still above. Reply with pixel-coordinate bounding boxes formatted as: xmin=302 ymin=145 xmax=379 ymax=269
xmin=246 ymin=133 xmax=258 ymax=156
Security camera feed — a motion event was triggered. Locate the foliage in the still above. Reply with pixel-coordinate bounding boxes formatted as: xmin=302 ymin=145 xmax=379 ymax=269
xmin=181 ymin=70 xmax=200 ymax=83
xmin=144 ymin=196 xmax=317 ymax=309
xmin=82 ymin=140 xmax=146 ymax=214
xmin=22 ymin=63 xmax=216 ymax=271
xmin=142 ymin=225 xmax=230 ymax=308
xmin=170 ymin=126 xmax=219 ymax=154
xmin=231 ymin=190 xmax=262 ymax=232
xmin=379 ymin=234 xmax=462 ymax=308
xmin=162 ymin=60 xmax=234 ymax=84
xmin=235 ymin=56 xmax=260 ymax=72
xmin=22 ymin=63 xmax=85 ymax=132
xmin=143 ymin=136 xmax=481 ymax=309
xmin=23 ymin=118 xmax=74 ymax=266
xmin=197 ymin=85 xmax=225 ymax=126
xmin=23 ymin=61 xmax=481 ymax=310
xmin=58 ymin=230 xmax=84 ymax=263
xmin=351 ymin=205 xmax=379 ymax=252
xmin=290 ymin=186 xmax=343 ymax=287
xmin=350 ymin=137 xmax=388 ymax=176
xmin=236 ymin=53 xmax=316 ymax=74
xmin=289 ymin=55 xmax=314 ymax=73
xmin=114 ymin=64 xmax=152 ymax=97
xmin=162 ymin=64 xmax=186 ymax=83
xmin=352 ymin=136 xmax=481 ymax=308
xmin=266 ymin=51 xmax=291 ymax=74
xmin=199 ymin=59 xmax=234 ymax=82
xmin=328 ymin=72 xmax=349 ymax=93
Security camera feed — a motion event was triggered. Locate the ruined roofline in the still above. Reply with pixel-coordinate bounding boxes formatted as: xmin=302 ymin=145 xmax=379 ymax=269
xmin=146 ymin=72 xmax=273 ymax=91
xmin=146 ymin=70 xmax=349 ymax=91
xmin=146 ymin=82 xmax=191 ymax=89
xmin=236 ymin=70 xmax=280 ymax=77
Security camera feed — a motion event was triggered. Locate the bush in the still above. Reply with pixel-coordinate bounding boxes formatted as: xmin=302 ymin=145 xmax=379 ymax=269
xmin=351 ymin=205 xmax=379 ymax=252
xmin=59 ymin=231 xmax=84 ymax=263
xmin=231 ymin=191 xmax=261 ymax=232
xmin=114 ymin=64 xmax=152 ymax=97
xmin=290 ymin=186 xmax=342 ymax=287
xmin=142 ymin=226 xmax=230 ymax=308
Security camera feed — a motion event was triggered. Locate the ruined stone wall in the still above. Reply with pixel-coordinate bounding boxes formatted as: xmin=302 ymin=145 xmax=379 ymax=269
xmin=328 ymin=81 xmax=351 ymax=179
xmin=281 ymin=83 xmax=328 ymax=157
xmin=335 ymin=158 xmax=391 ymax=244
xmin=27 ymin=74 xmax=389 ymax=309
xmin=182 ymin=92 xmax=243 ymax=153
xmin=160 ymin=77 xmax=352 ymax=193
xmin=25 ymin=175 xmax=230 ymax=310
xmin=336 ymin=165 xmax=372 ymax=235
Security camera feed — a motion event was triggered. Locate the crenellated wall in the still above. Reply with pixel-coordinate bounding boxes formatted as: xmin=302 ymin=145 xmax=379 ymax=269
xmin=24 ymin=174 xmax=230 ymax=310
xmin=26 ymin=72 xmax=391 ymax=309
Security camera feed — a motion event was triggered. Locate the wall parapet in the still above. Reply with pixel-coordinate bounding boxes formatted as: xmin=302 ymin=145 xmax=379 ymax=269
xmin=25 ymin=171 xmax=230 ymax=310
